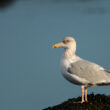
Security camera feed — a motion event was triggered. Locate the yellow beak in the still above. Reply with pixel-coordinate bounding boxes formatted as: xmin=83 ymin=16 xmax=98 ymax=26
xmin=52 ymin=43 xmax=62 ymax=48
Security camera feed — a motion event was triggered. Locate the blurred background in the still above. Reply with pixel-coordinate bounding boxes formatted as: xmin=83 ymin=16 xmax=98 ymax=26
xmin=0 ymin=0 xmax=110 ymax=110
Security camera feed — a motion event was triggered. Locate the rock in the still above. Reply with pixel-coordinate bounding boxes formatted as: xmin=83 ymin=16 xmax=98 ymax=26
xmin=43 ymin=93 xmax=110 ymax=110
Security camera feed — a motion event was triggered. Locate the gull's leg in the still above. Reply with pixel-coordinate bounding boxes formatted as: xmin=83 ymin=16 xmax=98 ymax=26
xmin=81 ymin=86 xmax=84 ymax=103
xmin=85 ymin=87 xmax=88 ymax=102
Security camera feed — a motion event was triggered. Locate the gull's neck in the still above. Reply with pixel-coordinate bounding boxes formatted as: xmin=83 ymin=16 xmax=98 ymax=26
xmin=63 ymin=48 xmax=76 ymax=59
xmin=61 ymin=48 xmax=81 ymax=68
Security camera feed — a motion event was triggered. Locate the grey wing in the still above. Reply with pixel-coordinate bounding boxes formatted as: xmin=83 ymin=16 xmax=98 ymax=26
xmin=67 ymin=60 xmax=110 ymax=84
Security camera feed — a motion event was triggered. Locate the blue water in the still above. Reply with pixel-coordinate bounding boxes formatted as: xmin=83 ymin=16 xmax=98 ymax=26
xmin=0 ymin=0 xmax=110 ymax=110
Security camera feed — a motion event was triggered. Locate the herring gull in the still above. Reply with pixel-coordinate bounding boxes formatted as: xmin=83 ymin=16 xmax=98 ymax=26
xmin=52 ymin=36 xmax=110 ymax=103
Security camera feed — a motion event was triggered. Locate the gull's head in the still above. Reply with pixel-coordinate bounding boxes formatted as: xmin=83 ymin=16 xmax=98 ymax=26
xmin=53 ymin=37 xmax=76 ymax=51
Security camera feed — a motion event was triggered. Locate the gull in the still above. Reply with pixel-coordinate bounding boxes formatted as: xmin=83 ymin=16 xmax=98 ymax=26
xmin=52 ymin=36 xmax=110 ymax=103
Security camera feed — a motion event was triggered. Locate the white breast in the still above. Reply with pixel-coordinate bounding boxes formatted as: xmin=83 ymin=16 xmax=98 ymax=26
xmin=60 ymin=55 xmax=88 ymax=85
xmin=60 ymin=55 xmax=81 ymax=73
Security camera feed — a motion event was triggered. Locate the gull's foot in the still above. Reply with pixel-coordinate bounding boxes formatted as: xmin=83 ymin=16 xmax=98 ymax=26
xmin=81 ymin=100 xmax=85 ymax=103
xmin=85 ymin=100 xmax=88 ymax=102
xmin=73 ymin=100 xmax=85 ymax=104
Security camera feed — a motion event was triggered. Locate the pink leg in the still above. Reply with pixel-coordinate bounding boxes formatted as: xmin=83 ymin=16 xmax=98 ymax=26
xmin=81 ymin=86 xmax=84 ymax=103
xmin=85 ymin=87 xmax=88 ymax=102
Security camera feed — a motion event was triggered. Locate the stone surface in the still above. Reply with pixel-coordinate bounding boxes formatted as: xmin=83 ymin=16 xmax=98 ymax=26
xmin=43 ymin=94 xmax=110 ymax=110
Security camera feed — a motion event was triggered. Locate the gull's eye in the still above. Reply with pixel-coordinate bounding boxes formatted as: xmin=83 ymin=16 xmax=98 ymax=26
xmin=63 ymin=40 xmax=70 ymax=44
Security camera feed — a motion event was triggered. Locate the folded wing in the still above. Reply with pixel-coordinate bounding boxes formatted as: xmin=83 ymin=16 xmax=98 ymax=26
xmin=67 ymin=60 xmax=110 ymax=85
